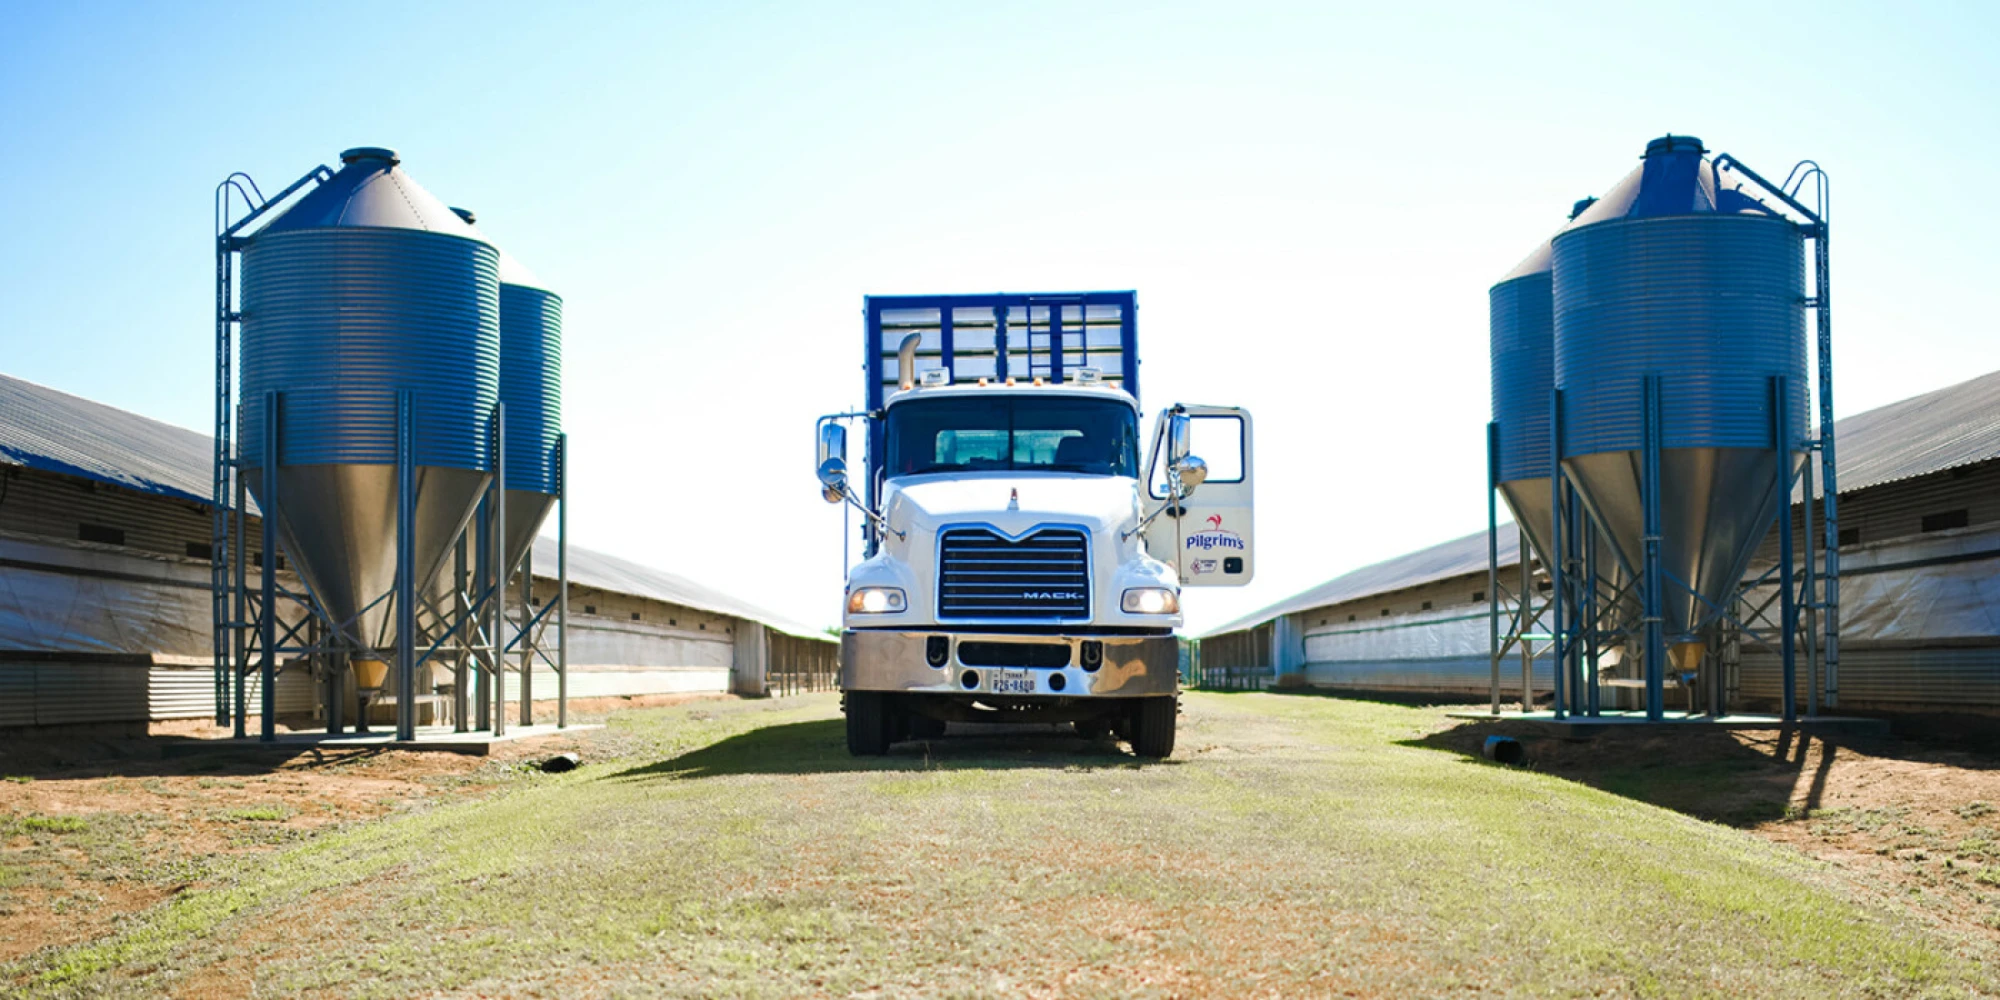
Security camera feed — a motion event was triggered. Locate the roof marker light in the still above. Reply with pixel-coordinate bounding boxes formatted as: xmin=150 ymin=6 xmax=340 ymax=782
xmin=1033 ymin=376 xmax=1044 ymax=386
xmin=977 ymin=377 xmax=989 ymax=386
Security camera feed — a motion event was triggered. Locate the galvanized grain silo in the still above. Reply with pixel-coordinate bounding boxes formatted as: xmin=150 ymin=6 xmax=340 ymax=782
xmin=1552 ymin=135 xmax=1808 ymax=655
xmin=238 ymin=147 xmax=501 ymax=654
xmin=450 ymin=208 xmax=564 ymax=569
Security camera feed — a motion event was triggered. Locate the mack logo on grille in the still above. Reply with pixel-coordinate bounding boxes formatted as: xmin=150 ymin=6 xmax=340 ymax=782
xmin=938 ymin=526 xmax=1090 ymax=620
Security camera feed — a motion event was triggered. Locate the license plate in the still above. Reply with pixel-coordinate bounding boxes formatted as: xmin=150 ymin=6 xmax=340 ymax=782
xmin=989 ymin=669 xmax=1036 ymax=695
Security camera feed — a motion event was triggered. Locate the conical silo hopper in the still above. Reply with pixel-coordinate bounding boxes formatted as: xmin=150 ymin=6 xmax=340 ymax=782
xmin=239 ymin=147 xmax=501 ymax=652
xmin=450 ymin=209 xmax=563 ymax=572
xmin=1551 ymin=135 xmax=1808 ymax=646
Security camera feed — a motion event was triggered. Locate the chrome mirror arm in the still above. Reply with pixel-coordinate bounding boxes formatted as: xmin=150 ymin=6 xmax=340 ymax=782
xmin=835 ymin=484 xmax=904 ymax=541
xmin=1125 ymin=477 xmax=1185 ymax=542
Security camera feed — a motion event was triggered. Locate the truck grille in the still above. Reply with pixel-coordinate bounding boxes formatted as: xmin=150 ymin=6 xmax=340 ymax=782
xmin=938 ymin=527 xmax=1090 ymax=620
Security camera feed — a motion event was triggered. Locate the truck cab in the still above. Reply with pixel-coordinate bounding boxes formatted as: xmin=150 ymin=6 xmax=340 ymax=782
xmin=815 ymin=292 xmax=1253 ymax=757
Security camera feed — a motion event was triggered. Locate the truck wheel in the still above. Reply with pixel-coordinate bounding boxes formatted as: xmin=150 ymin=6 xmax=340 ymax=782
xmin=1126 ymin=697 xmax=1177 ymax=759
xmin=845 ymin=692 xmax=892 ymax=756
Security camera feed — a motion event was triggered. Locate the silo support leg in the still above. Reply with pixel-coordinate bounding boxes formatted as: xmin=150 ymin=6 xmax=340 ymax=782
xmin=1641 ymin=376 xmax=1665 ymax=723
xmin=557 ymin=434 xmax=569 ymax=730
xmin=395 ymin=391 xmax=417 ymax=742
xmin=1774 ymin=376 xmax=1797 ymax=725
xmin=490 ymin=403 xmax=507 ymax=739
xmin=520 ymin=548 xmax=534 ymax=728
xmin=260 ymin=391 xmax=280 ymax=743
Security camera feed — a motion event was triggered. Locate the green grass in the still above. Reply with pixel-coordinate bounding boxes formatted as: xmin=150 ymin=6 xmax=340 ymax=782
xmin=216 ymin=805 xmax=293 ymax=823
xmin=4 ymin=693 xmax=1994 ymax=998
xmin=15 ymin=816 xmax=88 ymax=835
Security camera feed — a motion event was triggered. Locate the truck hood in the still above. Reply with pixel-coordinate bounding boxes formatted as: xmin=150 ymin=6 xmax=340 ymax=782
xmin=885 ymin=473 xmax=1140 ymax=536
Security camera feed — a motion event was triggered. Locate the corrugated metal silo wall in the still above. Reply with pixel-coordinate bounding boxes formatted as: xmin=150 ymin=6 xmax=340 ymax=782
xmin=1552 ymin=214 xmax=1808 ymax=456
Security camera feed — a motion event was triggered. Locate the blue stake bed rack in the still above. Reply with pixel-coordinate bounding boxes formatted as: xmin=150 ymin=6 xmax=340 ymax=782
xmin=861 ymin=290 xmax=1140 ymax=495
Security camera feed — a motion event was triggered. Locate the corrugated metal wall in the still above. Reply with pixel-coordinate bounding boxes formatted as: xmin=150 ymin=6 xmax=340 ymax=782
xmin=1755 ymin=461 xmax=2000 ymax=564
xmin=0 ymin=465 xmax=270 ymax=564
xmin=0 ymin=661 xmax=308 ymax=726
xmin=0 ymin=535 xmax=797 ymax=728
xmin=498 ymin=664 xmax=732 ymax=703
xmin=767 ymin=630 xmax=839 ymax=697
xmin=1305 ymin=655 xmax=1555 ymax=697
xmin=1199 ymin=622 xmax=1275 ymax=689
xmin=1296 ymin=603 xmax=1557 ymax=698
xmin=1198 ymin=459 xmax=2000 ymax=711
xmin=1741 ymin=646 xmax=2000 ymax=712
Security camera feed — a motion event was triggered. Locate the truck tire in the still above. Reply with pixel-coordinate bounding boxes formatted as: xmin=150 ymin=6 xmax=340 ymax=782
xmin=845 ymin=692 xmax=892 ymax=756
xmin=1126 ymin=696 xmax=1177 ymax=759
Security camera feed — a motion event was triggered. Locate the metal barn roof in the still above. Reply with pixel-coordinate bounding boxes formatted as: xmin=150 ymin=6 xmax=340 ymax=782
xmin=0 ymin=373 xmax=222 ymax=509
xmin=1206 ymin=366 xmax=2000 ymax=639
xmin=1203 ymin=529 xmax=1522 ymax=638
xmin=0 ymin=371 xmax=828 ymax=642
xmin=529 ymin=535 xmax=827 ymax=640
xmin=1815 ymin=368 xmax=2000 ymax=496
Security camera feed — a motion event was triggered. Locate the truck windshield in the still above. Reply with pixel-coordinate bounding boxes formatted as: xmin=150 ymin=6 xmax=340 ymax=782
xmin=885 ymin=397 xmax=1140 ymax=478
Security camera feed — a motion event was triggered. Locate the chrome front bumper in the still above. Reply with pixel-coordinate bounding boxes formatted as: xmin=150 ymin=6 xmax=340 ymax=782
xmin=841 ymin=630 xmax=1180 ymax=698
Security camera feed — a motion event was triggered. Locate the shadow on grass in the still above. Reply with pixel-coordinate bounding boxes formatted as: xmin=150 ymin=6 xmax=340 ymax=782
xmin=0 ymin=728 xmax=407 ymax=782
xmin=610 ymin=718 xmax=1172 ymax=782
xmin=1401 ymin=718 xmax=1866 ymax=827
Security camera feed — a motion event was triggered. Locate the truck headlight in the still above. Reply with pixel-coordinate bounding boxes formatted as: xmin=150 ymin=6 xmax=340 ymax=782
xmin=1121 ymin=588 xmax=1179 ymax=614
xmin=847 ymin=587 xmax=907 ymax=614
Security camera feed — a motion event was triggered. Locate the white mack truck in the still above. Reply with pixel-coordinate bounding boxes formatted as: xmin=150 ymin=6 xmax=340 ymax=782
xmin=815 ymin=292 xmax=1254 ymax=757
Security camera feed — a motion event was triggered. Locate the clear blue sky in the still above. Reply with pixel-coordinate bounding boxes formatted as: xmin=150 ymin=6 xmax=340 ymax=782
xmin=2 ymin=1 xmax=1995 ymax=633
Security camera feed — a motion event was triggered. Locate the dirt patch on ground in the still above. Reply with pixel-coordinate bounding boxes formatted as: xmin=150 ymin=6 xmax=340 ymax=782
xmin=0 ymin=692 xmax=727 ymax=966
xmin=1418 ymin=709 xmax=2000 ymax=945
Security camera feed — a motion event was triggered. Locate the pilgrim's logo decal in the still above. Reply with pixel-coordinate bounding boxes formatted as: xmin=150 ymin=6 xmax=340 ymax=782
xmin=1185 ymin=513 xmax=1246 ymax=552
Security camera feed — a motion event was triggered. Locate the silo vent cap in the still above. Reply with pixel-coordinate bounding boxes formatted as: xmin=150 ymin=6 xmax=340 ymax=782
xmin=1569 ymin=196 xmax=1599 ymax=220
xmin=339 ymin=146 xmax=402 ymax=165
xmin=1643 ymin=134 xmax=1705 ymax=159
xmin=450 ymin=207 xmax=477 ymax=224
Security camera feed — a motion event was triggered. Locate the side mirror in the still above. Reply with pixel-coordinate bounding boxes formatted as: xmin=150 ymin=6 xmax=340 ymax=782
xmin=1175 ymin=455 xmax=1208 ymax=497
xmin=817 ymin=422 xmax=847 ymax=468
xmin=1167 ymin=412 xmax=1192 ymax=466
xmin=817 ymin=424 xmax=848 ymax=504
xmin=818 ymin=457 xmax=848 ymax=504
